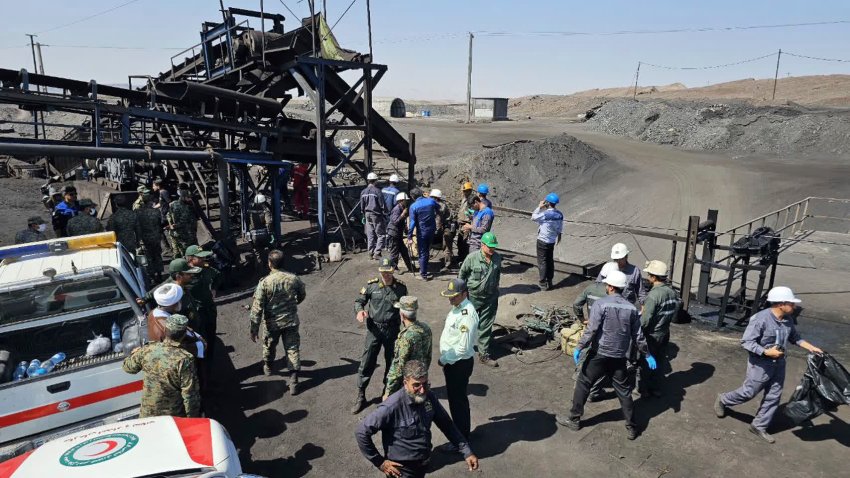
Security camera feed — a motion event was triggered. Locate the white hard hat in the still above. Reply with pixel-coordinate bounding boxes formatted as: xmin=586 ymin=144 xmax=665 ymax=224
xmin=611 ymin=243 xmax=630 ymax=260
xmin=430 ymin=189 xmax=442 ymax=199
xmin=644 ymin=260 xmax=668 ymax=277
xmin=255 ymin=194 xmax=267 ymax=204
xmin=395 ymin=192 xmax=409 ymax=202
xmin=367 ymin=172 xmax=378 ymax=181
xmin=599 ymin=261 xmax=619 ymax=279
xmin=766 ymin=286 xmax=801 ymax=304
xmin=603 ymin=270 xmax=628 ymax=289
xmin=389 ymin=174 xmax=400 ymax=183
xmin=154 ymin=283 xmax=184 ymax=307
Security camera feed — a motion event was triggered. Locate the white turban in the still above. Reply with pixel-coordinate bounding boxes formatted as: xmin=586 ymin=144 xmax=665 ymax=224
xmin=154 ymin=283 xmax=184 ymax=307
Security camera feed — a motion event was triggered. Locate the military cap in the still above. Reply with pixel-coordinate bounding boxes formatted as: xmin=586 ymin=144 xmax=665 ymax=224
xmin=378 ymin=257 xmax=396 ymax=273
xmin=27 ymin=216 xmax=46 ymax=225
xmin=185 ymin=245 xmax=212 ymax=258
xmin=394 ymin=295 xmax=419 ymax=316
xmin=137 ymin=185 xmax=151 ymax=194
xmin=78 ymin=198 xmax=96 ymax=208
xmin=165 ymin=313 xmax=189 ymax=332
xmin=62 ymin=185 xmax=77 ymax=194
xmin=168 ymin=258 xmax=202 ymax=274
xmin=441 ymin=278 xmax=468 ymax=297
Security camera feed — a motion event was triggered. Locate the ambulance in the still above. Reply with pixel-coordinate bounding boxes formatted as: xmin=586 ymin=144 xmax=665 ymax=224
xmin=0 ymin=232 xmax=149 ymax=459
xmin=0 ymin=416 xmax=263 ymax=477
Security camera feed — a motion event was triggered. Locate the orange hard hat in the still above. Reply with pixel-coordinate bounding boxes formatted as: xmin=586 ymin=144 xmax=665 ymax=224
xmin=462 ymin=182 xmax=473 ymax=191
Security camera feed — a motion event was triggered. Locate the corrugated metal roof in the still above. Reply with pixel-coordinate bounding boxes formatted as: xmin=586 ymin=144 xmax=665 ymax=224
xmin=0 ymin=247 xmax=119 ymax=285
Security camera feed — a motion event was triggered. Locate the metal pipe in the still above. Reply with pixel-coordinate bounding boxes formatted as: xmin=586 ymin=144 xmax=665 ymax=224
xmin=0 ymin=142 xmax=221 ymax=162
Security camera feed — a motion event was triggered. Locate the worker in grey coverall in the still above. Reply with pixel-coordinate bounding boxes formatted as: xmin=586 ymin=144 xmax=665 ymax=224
xmin=714 ymin=286 xmax=823 ymax=444
xmin=360 ymin=172 xmax=387 ymax=260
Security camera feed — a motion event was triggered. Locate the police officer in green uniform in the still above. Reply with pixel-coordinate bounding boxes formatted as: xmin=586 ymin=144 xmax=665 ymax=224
xmin=352 ymin=258 xmax=408 ymax=414
xmin=458 ymin=231 xmax=502 ymax=367
xmin=185 ymin=245 xmax=222 ymax=371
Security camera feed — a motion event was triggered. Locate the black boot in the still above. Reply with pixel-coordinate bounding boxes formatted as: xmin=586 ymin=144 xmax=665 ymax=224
xmin=351 ymin=390 xmax=366 ymax=414
xmin=289 ymin=372 xmax=300 ymax=395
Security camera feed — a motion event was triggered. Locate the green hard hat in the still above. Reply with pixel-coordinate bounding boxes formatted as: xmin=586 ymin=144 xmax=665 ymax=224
xmin=481 ymin=232 xmax=499 ymax=248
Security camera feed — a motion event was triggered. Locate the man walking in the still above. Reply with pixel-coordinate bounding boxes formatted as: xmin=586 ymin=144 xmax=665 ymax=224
xmin=638 ymin=260 xmax=681 ymax=398
xmin=185 ymin=245 xmax=222 ymax=369
xmin=361 ymin=172 xmax=387 ymax=260
xmin=602 ymin=243 xmax=647 ymax=305
xmin=352 ymin=258 xmax=409 ymax=414
xmin=167 ymin=189 xmax=198 ymax=258
xmin=122 ymin=314 xmax=200 ymax=418
xmin=66 ymin=199 xmax=104 ymax=236
xmin=557 ymin=270 xmax=655 ymax=440
xmin=15 ymin=216 xmax=48 ymax=244
xmin=355 ymin=360 xmax=479 ymax=478
xmin=250 ymin=249 xmax=307 ymax=394
xmin=387 ymin=192 xmax=415 ymax=274
xmin=406 ymin=188 xmax=438 ymax=281
xmin=531 ymin=193 xmax=564 ymax=290
xmin=458 ymin=231 xmax=502 ymax=368
xmin=384 ymin=296 xmax=432 ymax=399
xmin=439 ymin=278 xmax=479 ymax=442
xmin=715 ymin=286 xmax=822 ymax=444
xmin=107 ymin=201 xmax=141 ymax=253
xmin=462 ymin=197 xmax=494 ymax=253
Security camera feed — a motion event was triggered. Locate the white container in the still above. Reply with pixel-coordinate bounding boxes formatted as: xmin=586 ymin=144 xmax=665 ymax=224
xmin=328 ymin=242 xmax=342 ymax=262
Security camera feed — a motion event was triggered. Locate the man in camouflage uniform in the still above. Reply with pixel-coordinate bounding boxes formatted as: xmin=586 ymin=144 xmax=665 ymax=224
xmin=15 ymin=216 xmax=48 ymax=244
xmin=638 ymin=260 xmax=681 ymax=398
xmin=456 ymin=182 xmax=476 ymax=264
xmin=137 ymin=200 xmax=165 ymax=283
xmin=66 ymin=198 xmax=104 ymax=236
xmin=383 ymin=296 xmax=432 ymax=399
xmin=122 ymin=314 xmax=200 ymax=418
xmin=250 ymin=249 xmax=307 ymax=394
xmin=167 ymin=189 xmax=198 ymax=258
xmin=432 ymin=189 xmax=456 ymax=272
xmin=139 ymin=259 xmax=201 ymax=329
xmin=133 ymin=185 xmax=151 ymax=210
xmin=185 ymin=245 xmax=222 ymax=370
xmin=107 ymin=202 xmax=141 ymax=252
xmin=351 ymin=258 xmax=408 ymax=414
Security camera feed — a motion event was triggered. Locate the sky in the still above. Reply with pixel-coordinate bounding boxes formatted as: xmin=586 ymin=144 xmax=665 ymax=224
xmin=1 ymin=0 xmax=850 ymax=100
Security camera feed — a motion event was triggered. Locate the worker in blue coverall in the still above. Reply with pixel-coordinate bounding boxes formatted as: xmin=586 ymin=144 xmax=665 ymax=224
xmin=406 ymin=188 xmax=438 ymax=281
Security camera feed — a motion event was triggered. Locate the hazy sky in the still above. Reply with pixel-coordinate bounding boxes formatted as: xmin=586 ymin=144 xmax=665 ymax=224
xmin=2 ymin=0 xmax=850 ymax=100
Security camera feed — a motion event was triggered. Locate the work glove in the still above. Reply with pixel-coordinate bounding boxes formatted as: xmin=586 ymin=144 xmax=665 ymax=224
xmin=573 ymin=348 xmax=581 ymax=365
xmin=645 ymin=355 xmax=657 ymax=370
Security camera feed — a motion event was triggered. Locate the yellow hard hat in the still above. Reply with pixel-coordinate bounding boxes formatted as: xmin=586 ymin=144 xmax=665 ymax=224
xmin=462 ymin=182 xmax=473 ymax=191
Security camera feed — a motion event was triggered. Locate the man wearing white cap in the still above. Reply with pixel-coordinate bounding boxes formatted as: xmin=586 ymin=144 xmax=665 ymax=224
xmin=715 ymin=286 xmax=823 ymax=444
xmin=601 ymin=243 xmax=646 ymax=305
xmin=638 ymin=260 xmax=681 ymax=397
xmin=360 ymin=172 xmax=387 ymax=260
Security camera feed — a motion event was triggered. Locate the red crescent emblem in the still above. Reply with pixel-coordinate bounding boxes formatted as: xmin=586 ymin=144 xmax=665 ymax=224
xmin=86 ymin=440 xmax=119 ymax=457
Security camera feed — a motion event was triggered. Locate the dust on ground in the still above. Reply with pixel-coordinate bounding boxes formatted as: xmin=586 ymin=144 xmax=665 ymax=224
xmin=0 ymin=177 xmax=49 ymax=246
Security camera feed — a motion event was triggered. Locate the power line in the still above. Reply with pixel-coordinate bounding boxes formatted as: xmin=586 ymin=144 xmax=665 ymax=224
xmin=329 ymin=0 xmax=358 ymax=32
xmin=35 ymin=0 xmax=143 ymax=35
xmin=474 ymin=20 xmax=850 ymax=38
xmin=641 ymin=52 xmax=778 ymax=70
xmin=277 ymin=0 xmax=301 ymax=20
xmin=784 ymin=51 xmax=850 ymax=63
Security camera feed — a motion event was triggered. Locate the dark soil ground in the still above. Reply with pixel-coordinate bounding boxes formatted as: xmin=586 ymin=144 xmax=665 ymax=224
xmin=0 ymin=177 xmax=50 ymax=246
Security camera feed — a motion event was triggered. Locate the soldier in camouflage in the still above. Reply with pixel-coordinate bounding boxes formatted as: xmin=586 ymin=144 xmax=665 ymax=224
xmin=133 ymin=185 xmax=151 ymax=211
xmin=122 ymin=313 xmax=200 ymax=418
xmin=107 ymin=202 xmax=141 ymax=252
xmin=250 ymin=249 xmax=307 ymax=394
xmin=136 ymin=200 xmax=165 ymax=282
xmin=167 ymin=189 xmax=198 ymax=258
xmin=351 ymin=258 xmax=408 ymax=414
xmin=383 ymin=296 xmax=432 ymax=399
xmin=15 ymin=216 xmax=48 ymax=244
xmin=185 ymin=245 xmax=222 ymax=371
xmin=66 ymin=198 xmax=104 ymax=236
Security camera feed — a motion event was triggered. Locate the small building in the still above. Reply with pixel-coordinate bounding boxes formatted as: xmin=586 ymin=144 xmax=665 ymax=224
xmin=473 ymin=97 xmax=509 ymax=120
xmin=373 ymin=98 xmax=406 ymax=118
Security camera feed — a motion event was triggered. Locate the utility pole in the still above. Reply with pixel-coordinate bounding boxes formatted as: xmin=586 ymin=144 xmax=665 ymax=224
xmin=34 ymin=42 xmax=47 ymax=140
xmin=366 ymin=0 xmax=373 ymax=59
xmin=772 ymin=49 xmax=782 ymax=101
xmin=632 ymin=61 xmax=641 ymax=100
xmin=25 ymin=34 xmax=40 ymax=139
xmin=466 ymin=32 xmax=474 ymax=123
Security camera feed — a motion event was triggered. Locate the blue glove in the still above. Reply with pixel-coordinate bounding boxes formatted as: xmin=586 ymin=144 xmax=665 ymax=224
xmin=573 ymin=348 xmax=581 ymax=365
xmin=646 ymin=355 xmax=657 ymax=370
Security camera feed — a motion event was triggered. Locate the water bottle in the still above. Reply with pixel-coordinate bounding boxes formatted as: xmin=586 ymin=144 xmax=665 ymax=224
xmin=49 ymin=352 xmax=66 ymax=365
xmin=35 ymin=362 xmax=53 ymax=374
xmin=26 ymin=359 xmax=42 ymax=378
xmin=13 ymin=361 xmax=28 ymax=381
xmin=111 ymin=322 xmax=122 ymax=345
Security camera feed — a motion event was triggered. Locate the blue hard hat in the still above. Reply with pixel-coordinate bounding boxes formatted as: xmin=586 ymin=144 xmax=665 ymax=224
xmin=545 ymin=192 xmax=560 ymax=205
xmin=477 ymin=184 xmax=490 ymax=194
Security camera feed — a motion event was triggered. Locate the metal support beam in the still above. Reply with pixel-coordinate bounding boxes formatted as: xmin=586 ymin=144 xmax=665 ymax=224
xmin=407 ymin=133 xmax=416 ymax=189
xmin=679 ymin=215 xmax=700 ymax=311
xmin=271 ymin=166 xmax=282 ymax=246
xmin=696 ymin=209 xmax=719 ymax=304
xmin=217 ymin=157 xmax=230 ymax=240
xmin=314 ymin=63 xmax=328 ymax=246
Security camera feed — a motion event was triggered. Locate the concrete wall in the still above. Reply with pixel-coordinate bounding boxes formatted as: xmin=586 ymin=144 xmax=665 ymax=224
xmin=473 ymin=98 xmax=509 ymax=120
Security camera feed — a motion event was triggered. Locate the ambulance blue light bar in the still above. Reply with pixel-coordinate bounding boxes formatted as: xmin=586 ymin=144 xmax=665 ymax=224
xmin=0 ymin=232 xmax=116 ymax=262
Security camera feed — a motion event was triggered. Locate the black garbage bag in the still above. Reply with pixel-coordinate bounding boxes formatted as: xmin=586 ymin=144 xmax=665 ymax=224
xmin=783 ymin=352 xmax=850 ymax=425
